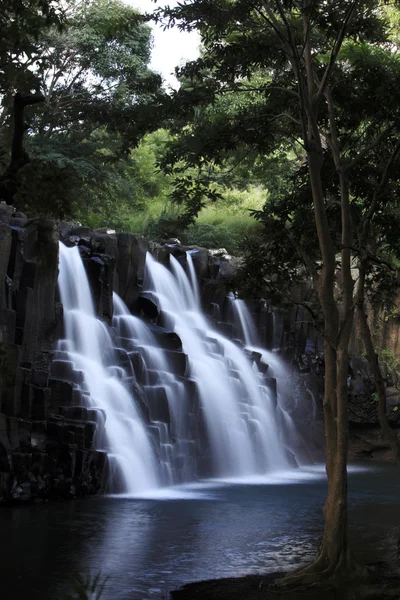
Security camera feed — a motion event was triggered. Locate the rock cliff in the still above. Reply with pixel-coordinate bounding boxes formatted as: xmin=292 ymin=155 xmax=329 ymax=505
xmin=0 ymin=209 xmax=246 ymax=503
xmin=0 ymin=206 xmax=398 ymax=503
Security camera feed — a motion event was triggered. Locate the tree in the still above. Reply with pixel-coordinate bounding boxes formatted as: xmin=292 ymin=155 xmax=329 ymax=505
xmin=155 ymin=0 xmax=400 ymax=585
xmin=29 ymin=0 xmax=163 ymax=146
xmin=0 ymin=0 xmax=64 ymax=99
xmin=0 ymin=0 xmax=65 ymax=202
xmin=0 ymin=0 xmax=167 ymax=215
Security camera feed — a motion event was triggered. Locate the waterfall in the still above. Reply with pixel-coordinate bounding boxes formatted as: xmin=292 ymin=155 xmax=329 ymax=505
xmin=56 ymin=242 xmax=300 ymax=495
xmin=229 ymin=294 xmax=260 ymax=347
xmin=57 ymin=243 xmax=159 ymax=494
xmin=112 ymin=294 xmax=195 ymax=485
xmin=228 ymin=294 xmax=310 ymax=465
xmin=144 ymin=252 xmax=290 ymax=476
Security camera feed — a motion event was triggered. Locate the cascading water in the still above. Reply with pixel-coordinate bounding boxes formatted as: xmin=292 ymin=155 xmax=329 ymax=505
xmin=57 ymin=243 xmax=159 ymax=494
xmin=144 ymin=252 xmax=290 ymax=477
xmin=56 ymin=242 xmax=305 ymax=495
xmin=112 ymin=294 xmax=195 ymax=485
xmin=228 ymin=294 xmax=314 ymax=465
xmin=228 ymin=293 xmax=288 ymax=377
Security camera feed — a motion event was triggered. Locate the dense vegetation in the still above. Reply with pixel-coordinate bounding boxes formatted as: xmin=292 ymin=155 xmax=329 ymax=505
xmin=0 ymin=0 xmax=166 ymax=219
xmin=3 ymin=2 xmax=400 ymax=262
xmin=3 ymin=0 xmax=400 ymax=592
xmin=0 ymin=0 xmax=284 ymax=253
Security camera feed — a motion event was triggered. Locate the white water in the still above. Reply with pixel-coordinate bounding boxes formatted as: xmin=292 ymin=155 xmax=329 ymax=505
xmin=228 ymin=294 xmax=314 ymax=464
xmin=57 ymin=243 xmax=159 ymax=494
xmin=113 ymin=293 xmax=195 ymax=484
xmin=56 ymin=243 xmax=305 ymax=493
xmin=144 ymin=252 xmax=290 ymax=476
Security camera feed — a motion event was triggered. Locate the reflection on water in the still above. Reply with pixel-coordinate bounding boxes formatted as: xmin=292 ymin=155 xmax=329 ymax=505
xmin=0 ymin=465 xmax=399 ymax=600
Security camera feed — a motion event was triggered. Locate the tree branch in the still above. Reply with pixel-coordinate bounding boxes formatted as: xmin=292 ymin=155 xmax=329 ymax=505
xmin=315 ymin=0 xmax=359 ymax=104
xmin=346 ymin=125 xmax=395 ymax=170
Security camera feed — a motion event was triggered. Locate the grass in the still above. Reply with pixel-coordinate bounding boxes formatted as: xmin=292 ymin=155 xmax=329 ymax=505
xmin=128 ymin=185 xmax=267 ymax=254
xmin=81 ymin=183 xmax=267 ymax=255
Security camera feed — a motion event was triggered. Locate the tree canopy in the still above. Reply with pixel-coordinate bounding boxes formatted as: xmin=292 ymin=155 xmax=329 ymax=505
xmin=0 ymin=0 xmax=167 ymax=216
xmin=153 ymin=0 xmax=400 ymax=584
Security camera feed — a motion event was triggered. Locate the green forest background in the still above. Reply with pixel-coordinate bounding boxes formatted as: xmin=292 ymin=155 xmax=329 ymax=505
xmin=2 ymin=0 xmax=400 ymax=269
xmin=0 ymin=0 xmax=280 ymax=255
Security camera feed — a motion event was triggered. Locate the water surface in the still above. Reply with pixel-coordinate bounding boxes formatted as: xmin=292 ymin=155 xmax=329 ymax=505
xmin=0 ymin=464 xmax=399 ymax=600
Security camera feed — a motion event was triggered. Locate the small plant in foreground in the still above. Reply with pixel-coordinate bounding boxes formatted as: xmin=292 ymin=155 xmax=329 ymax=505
xmin=64 ymin=571 xmax=108 ymax=600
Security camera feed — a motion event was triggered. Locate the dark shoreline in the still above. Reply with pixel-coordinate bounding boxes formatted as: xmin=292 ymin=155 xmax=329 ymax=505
xmin=169 ymin=565 xmax=400 ymax=600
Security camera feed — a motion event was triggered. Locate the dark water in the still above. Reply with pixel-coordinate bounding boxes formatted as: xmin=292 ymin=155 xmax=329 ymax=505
xmin=0 ymin=464 xmax=399 ymax=600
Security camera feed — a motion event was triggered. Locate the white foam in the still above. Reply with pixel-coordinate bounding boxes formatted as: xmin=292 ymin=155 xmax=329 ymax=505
xmin=108 ymin=485 xmax=216 ymax=501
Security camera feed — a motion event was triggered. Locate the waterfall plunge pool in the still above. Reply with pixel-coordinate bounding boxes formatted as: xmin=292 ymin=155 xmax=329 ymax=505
xmin=0 ymin=463 xmax=399 ymax=600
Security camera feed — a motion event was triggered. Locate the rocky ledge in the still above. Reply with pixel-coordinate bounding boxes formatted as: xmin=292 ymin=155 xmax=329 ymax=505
xmin=0 ymin=209 xmax=250 ymax=503
xmin=0 ymin=205 xmax=399 ymax=503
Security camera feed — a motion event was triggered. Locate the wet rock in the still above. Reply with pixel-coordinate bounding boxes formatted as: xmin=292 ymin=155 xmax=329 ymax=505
xmin=144 ymin=386 xmax=171 ymax=423
xmin=90 ymin=232 xmax=117 ymax=255
xmin=94 ymin=227 xmax=116 ymax=235
xmin=348 ymin=427 xmax=395 ymax=461
xmin=164 ymin=350 xmax=188 ymax=378
xmin=11 ymin=480 xmax=31 ymax=502
xmin=146 ymin=324 xmax=183 ymax=351
xmin=115 ymin=234 xmax=148 ymax=310
xmin=69 ymin=226 xmax=93 ymax=239
xmin=138 ymin=292 xmax=160 ymax=319
xmin=50 ymin=360 xmax=83 ymax=385
xmin=148 ymin=241 xmax=171 ymax=266
xmin=0 ymin=203 xmax=15 ymax=224
xmin=49 ymin=379 xmax=74 ymax=409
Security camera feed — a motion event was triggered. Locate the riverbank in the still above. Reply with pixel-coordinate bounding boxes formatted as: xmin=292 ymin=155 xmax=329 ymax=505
xmin=170 ymin=565 xmax=400 ymax=600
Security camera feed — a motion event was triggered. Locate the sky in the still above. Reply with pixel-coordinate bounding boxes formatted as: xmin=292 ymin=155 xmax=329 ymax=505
xmin=126 ymin=0 xmax=200 ymax=88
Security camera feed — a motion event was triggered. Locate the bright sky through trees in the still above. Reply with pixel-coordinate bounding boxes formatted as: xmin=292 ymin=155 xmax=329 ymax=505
xmin=126 ymin=0 xmax=200 ymax=88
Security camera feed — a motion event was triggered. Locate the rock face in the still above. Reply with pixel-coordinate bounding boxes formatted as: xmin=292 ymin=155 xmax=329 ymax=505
xmin=0 ymin=215 xmax=247 ymax=503
xmin=0 ymin=210 xmax=107 ymax=503
xmin=1 ymin=209 xmax=399 ymax=503
xmin=246 ymin=300 xmax=400 ymax=462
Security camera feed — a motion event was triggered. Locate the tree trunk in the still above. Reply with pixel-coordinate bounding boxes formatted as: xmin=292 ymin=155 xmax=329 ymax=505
xmin=278 ymin=3 xmax=361 ymax=582
xmin=282 ymin=150 xmax=360 ymax=585
xmin=318 ymin=338 xmax=352 ymax=574
xmin=357 ymin=305 xmax=400 ymax=464
xmin=0 ymin=92 xmax=44 ymax=204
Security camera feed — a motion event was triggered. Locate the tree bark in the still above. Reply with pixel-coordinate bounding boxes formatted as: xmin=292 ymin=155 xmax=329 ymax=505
xmin=0 ymin=92 xmax=44 ymax=204
xmin=356 ymin=296 xmax=400 ymax=465
xmin=282 ymin=145 xmax=360 ymax=585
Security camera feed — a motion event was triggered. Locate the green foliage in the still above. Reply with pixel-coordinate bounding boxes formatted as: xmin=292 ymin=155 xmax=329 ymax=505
xmin=379 ymin=349 xmax=400 ymax=380
xmin=181 ymin=188 xmax=264 ymax=253
xmin=15 ymin=158 xmax=80 ymax=218
xmin=74 ymin=130 xmax=173 ymax=230
xmin=0 ymin=0 xmax=64 ymax=91
xmin=30 ymin=0 xmax=163 ymax=144
xmin=152 ymin=0 xmax=400 ymax=304
xmin=0 ymin=0 xmax=168 ymax=218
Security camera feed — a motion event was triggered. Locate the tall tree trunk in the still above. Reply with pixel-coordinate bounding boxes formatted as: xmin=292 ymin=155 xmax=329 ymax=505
xmin=312 ymin=163 xmax=355 ymax=577
xmin=279 ymin=2 xmax=361 ymax=583
xmin=282 ymin=150 xmax=359 ymax=584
